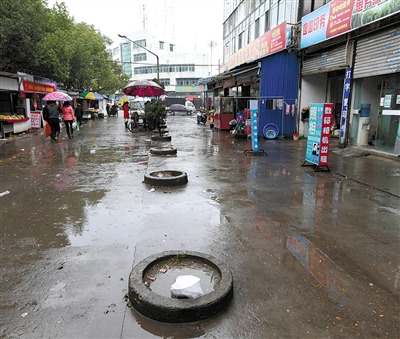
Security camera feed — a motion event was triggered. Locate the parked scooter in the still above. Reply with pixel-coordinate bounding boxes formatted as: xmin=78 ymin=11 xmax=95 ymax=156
xmin=196 ymin=109 xmax=207 ymax=124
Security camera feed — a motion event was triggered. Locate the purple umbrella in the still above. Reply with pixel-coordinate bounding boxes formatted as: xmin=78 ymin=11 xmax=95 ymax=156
xmin=42 ymin=91 xmax=72 ymax=101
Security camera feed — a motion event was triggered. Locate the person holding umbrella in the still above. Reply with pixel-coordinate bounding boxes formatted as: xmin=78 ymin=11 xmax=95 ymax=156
xmin=123 ymin=101 xmax=130 ymax=128
xmin=43 ymin=101 xmax=62 ymax=143
xmin=62 ymin=101 xmax=76 ymax=139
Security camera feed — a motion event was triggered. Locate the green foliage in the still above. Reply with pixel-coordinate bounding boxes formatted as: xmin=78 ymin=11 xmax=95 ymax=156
xmin=0 ymin=0 xmax=125 ymax=95
xmin=144 ymin=99 xmax=166 ymax=121
xmin=152 ymin=78 xmax=165 ymax=89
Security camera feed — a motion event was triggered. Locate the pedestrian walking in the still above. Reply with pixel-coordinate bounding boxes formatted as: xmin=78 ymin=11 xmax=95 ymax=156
xmin=123 ymin=101 xmax=130 ymax=128
xmin=111 ymin=102 xmax=118 ymax=116
xmin=43 ymin=100 xmax=62 ymax=143
xmin=62 ymin=101 xmax=76 ymax=139
xmin=74 ymin=103 xmax=84 ymax=130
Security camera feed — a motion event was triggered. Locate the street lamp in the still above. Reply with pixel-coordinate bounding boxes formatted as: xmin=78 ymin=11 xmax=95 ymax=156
xmin=118 ymin=34 xmax=159 ymax=82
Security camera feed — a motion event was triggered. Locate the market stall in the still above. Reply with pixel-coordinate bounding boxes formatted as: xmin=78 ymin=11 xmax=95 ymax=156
xmin=0 ymin=116 xmax=29 ymax=139
xmin=79 ymin=92 xmax=105 ymax=120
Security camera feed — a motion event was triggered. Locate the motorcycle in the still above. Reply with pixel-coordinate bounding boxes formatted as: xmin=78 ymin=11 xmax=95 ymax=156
xmin=196 ymin=109 xmax=207 ymax=124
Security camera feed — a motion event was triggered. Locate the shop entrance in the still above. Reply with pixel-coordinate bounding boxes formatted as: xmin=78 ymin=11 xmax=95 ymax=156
xmin=327 ymin=70 xmax=345 ymax=131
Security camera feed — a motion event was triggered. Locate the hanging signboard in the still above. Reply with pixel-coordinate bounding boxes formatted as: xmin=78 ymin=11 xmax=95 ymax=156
xmin=304 ymin=103 xmax=333 ymax=171
xmin=300 ymin=0 xmax=400 ymax=48
xmin=227 ymin=22 xmax=288 ymax=70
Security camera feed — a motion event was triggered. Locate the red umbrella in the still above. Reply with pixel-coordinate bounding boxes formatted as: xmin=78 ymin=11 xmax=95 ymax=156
xmin=123 ymin=80 xmax=164 ymax=97
xmin=186 ymin=95 xmax=198 ymax=101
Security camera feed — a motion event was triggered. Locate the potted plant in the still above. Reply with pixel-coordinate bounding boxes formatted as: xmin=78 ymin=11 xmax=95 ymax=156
xmin=144 ymin=99 xmax=166 ymax=131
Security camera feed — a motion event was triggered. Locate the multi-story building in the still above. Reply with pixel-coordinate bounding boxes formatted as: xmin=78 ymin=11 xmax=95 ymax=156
xmin=200 ymin=0 xmax=301 ymax=136
xmin=201 ymin=0 xmax=399 ymax=155
xmin=113 ymin=29 xmax=210 ymax=100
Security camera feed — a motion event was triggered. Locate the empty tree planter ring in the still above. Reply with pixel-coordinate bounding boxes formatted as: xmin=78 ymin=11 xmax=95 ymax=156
xmin=144 ymin=170 xmax=188 ymax=186
xmin=149 ymin=146 xmax=177 ymax=156
xmin=151 ymin=135 xmax=172 ymax=142
xmin=128 ymin=251 xmax=234 ymax=323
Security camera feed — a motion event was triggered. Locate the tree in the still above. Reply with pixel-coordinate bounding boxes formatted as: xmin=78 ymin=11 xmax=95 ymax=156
xmin=0 ymin=0 xmax=126 ymax=95
xmin=0 ymin=0 xmax=49 ymax=74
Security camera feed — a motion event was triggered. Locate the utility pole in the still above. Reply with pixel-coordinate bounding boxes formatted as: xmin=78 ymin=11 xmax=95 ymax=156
xmin=207 ymin=40 xmax=218 ymax=76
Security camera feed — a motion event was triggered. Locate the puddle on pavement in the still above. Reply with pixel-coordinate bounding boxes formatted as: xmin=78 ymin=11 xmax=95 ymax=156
xmin=144 ymin=257 xmax=221 ymax=298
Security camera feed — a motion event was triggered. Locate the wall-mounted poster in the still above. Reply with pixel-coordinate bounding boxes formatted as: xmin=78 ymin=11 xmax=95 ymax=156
xmin=304 ymin=103 xmax=333 ymax=171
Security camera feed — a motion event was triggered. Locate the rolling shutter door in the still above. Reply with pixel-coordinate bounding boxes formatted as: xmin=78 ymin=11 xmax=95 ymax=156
xmin=353 ymin=27 xmax=400 ymax=79
xmin=302 ymin=44 xmax=348 ymax=76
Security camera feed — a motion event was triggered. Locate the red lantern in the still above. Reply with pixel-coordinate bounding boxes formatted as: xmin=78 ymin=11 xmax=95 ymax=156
xmin=18 ymin=92 xmax=26 ymax=99
xmin=32 ymin=93 xmax=39 ymax=99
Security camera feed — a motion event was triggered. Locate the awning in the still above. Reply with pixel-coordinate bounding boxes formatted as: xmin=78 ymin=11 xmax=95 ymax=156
xmin=195 ymin=61 xmax=260 ymax=88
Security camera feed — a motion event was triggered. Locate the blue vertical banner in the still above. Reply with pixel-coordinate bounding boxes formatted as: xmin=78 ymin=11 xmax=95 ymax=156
xmin=339 ymin=68 xmax=352 ymax=146
xmin=250 ymin=100 xmax=258 ymax=152
xmin=305 ymin=103 xmax=324 ymax=165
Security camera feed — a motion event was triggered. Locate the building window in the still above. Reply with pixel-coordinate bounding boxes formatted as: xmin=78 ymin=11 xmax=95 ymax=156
xmin=177 ymin=78 xmax=199 ymax=86
xmin=133 ymin=53 xmax=147 ymax=62
xmin=254 ymin=18 xmax=260 ymax=39
xmin=301 ymin=0 xmax=327 ymax=17
xmin=238 ymin=32 xmax=243 ymax=50
xmin=170 ymin=44 xmax=174 ymax=52
xmin=277 ymin=0 xmax=285 ymax=24
xmin=134 ymin=64 xmax=195 ymax=75
xmin=133 ymin=39 xmax=146 ymax=49
xmin=159 ymin=41 xmax=164 ymax=49
xmin=160 ymin=78 xmax=170 ymax=86
xmin=265 ymin=11 xmax=270 ymax=32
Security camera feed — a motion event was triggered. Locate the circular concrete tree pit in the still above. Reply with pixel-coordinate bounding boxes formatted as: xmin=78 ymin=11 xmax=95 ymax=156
xmin=144 ymin=170 xmax=188 ymax=186
xmin=128 ymin=251 xmax=233 ymax=323
xmin=151 ymin=135 xmax=172 ymax=142
xmin=149 ymin=146 xmax=177 ymax=156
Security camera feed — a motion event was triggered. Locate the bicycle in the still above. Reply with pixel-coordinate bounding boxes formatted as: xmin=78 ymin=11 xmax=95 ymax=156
xmin=127 ymin=118 xmax=140 ymax=132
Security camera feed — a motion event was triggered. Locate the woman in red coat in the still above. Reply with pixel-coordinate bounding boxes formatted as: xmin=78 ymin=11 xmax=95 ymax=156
xmin=62 ymin=101 xmax=76 ymax=139
xmin=123 ymin=102 xmax=130 ymax=128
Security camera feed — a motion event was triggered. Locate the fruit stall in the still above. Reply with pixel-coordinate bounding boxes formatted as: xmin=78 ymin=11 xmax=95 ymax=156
xmin=0 ymin=115 xmax=30 ymax=139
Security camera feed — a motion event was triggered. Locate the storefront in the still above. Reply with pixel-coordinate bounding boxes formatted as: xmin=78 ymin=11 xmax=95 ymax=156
xmin=299 ymin=42 xmax=352 ymax=139
xmin=20 ymin=73 xmax=58 ymax=132
xmin=299 ymin=0 xmax=400 ymax=153
xmin=351 ymin=26 xmax=400 ymax=154
xmin=0 ymin=72 xmax=29 ymax=138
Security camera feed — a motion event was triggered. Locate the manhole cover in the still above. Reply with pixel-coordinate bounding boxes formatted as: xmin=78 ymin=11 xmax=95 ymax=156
xmin=144 ymin=170 xmax=188 ymax=186
xmin=128 ymin=251 xmax=233 ymax=323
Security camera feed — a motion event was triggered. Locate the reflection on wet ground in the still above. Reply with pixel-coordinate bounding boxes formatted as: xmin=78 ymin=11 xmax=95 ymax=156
xmin=0 ymin=115 xmax=399 ymax=338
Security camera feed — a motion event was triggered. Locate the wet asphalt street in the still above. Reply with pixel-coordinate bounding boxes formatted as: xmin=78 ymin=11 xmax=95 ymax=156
xmin=0 ymin=113 xmax=399 ymax=339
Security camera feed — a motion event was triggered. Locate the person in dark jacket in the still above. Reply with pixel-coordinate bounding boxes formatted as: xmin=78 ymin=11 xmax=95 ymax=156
xmin=74 ymin=103 xmax=84 ymax=129
xmin=43 ymin=101 xmax=62 ymax=142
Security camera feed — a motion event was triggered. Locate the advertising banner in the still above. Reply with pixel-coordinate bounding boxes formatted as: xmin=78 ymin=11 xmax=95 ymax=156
xmin=339 ymin=68 xmax=352 ymax=145
xmin=23 ymin=80 xmax=56 ymax=93
xmin=227 ymin=22 xmax=287 ymax=70
xmin=305 ymin=103 xmax=333 ymax=167
xmin=300 ymin=0 xmax=400 ymax=48
xmin=250 ymin=100 xmax=259 ymax=152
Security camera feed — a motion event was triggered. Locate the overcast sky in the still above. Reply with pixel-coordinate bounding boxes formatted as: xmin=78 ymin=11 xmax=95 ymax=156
xmin=46 ymin=0 xmax=224 ymax=64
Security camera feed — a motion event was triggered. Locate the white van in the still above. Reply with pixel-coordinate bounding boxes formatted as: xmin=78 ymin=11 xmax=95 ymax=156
xmin=185 ymin=101 xmax=196 ymax=112
xmin=130 ymin=97 xmax=152 ymax=118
